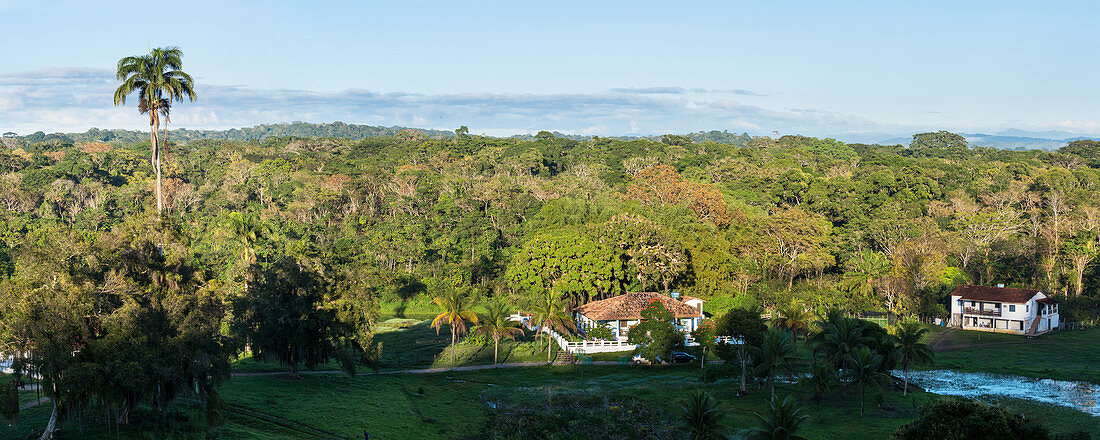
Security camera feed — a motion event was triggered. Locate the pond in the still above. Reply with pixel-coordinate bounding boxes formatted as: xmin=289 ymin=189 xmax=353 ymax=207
xmin=901 ymin=370 xmax=1100 ymax=416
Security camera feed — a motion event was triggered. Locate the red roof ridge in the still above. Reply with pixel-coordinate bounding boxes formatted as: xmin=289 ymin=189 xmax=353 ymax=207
xmin=951 ymin=285 xmax=1044 ymax=304
xmin=575 ymin=292 xmax=702 ymax=321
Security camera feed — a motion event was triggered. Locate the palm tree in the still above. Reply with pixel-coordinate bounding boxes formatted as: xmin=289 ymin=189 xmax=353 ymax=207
xmin=529 ymin=292 xmax=576 ymax=363
xmin=476 ymin=301 xmax=524 ymax=366
xmin=431 ymin=288 xmax=479 ymax=370
xmin=750 ymin=397 xmax=809 ymax=440
xmin=681 ymin=391 xmax=727 ymax=440
xmin=749 ymin=328 xmax=797 ymax=402
xmin=812 ymin=316 xmax=871 ymax=369
xmin=845 ymin=346 xmax=890 ymax=416
xmin=774 ymin=301 xmax=813 ymax=347
xmin=114 ymin=46 xmax=196 ymax=215
xmin=893 ymin=321 xmax=934 ymax=396
xmin=222 ymin=212 xmax=271 ymax=288
xmin=800 ymin=360 xmax=839 ymax=404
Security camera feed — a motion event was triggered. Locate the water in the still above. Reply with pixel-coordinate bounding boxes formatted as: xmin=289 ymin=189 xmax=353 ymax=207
xmin=901 ymin=370 xmax=1100 ymax=416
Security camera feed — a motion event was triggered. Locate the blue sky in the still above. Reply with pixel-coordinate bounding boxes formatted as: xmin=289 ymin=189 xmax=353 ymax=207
xmin=2 ymin=0 xmax=1099 ymax=141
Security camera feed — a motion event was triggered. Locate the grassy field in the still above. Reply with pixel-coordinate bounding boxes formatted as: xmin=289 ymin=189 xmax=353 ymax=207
xmin=922 ymin=326 xmax=1100 ymax=383
xmin=232 ymin=316 xmax=636 ymax=374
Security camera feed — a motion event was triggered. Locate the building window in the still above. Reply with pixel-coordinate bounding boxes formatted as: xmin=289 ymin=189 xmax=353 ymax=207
xmin=1009 ymin=305 xmax=1015 ymax=312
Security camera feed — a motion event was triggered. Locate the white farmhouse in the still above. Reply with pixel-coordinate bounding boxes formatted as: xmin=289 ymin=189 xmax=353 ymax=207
xmin=573 ymin=292 xmax=704 ymax=340
xmin=949 ymin=285 xmax=1060 ymax=335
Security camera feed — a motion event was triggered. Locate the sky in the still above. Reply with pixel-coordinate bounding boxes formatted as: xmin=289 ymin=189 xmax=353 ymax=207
xmin=2 ymin=0 xmax=1100 ymax=141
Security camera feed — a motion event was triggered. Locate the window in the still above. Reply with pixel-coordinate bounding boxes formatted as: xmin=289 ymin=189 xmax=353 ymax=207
xmin=957 ymin=299 xmax=963 ymax=307
xmin=1026 ymin=305 xmax=1029 ymax=313
xmin=970 ymin=301 xmax=976 ymax=307
xmin=1009 ymin=305 xmax=1015 ymax=312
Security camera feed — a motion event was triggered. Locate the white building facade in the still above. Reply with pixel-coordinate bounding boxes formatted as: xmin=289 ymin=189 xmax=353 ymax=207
xmin=949 ymin=285 xmax=1060 ymax=335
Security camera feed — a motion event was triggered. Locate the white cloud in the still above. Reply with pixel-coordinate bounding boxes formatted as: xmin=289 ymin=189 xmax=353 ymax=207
xmin=2 ymin=66 xmax=1098 ymax=143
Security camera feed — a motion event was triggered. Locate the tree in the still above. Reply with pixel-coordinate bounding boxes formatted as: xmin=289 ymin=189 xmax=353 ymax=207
xmin=681 ymin=391 xmax=727 ymax=440
xmin=691 ymin=318 xmax=717 ymax=370
xmin=893 ymin=398 xmax=1051 ymax=440
xmin=800 ymin=360 xmax=839 ymax=404
xmin=1063 ymin=230 xmax=1098 ymax=296
xmin=505 ymin=232 xmax=623 ymax=305
xmin=774 ymin=301 xmax=813 ymax=347
xmin=909 ymin=131 xmax=967 ymax=150
xmin=222 ymin=211 xmax=272 ymax=288
xmin=235 ymin=257 xmax=340 ymax=378
xmin=845 ymin=346 xmax=889 ymax=416
xmin=812 ymin=314 xmax=872 ymax=370
xmin=750 ymin=397 xmax=809 ymax=440
xmin=894 ymin=321 xmax=934 ymax=396
xmin=627 ymin=299 xmax=685 ymax=363
xmin=528 ymin=291 xmax=576 ymax=363
xmin=430 ymin=286 xmax=479 ymax=370
xmin=715 ymin=308 xmax=767 ymax=395
xmin=750 ymin=328 xmax=797 ymax=402
xmin=476 ymin=301 xmax=524 ymax=366
xmin=113 ymin=46 xmax=196 ymax=215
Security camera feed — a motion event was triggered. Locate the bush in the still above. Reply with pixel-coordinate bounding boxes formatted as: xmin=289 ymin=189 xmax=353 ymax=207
xmin=585 ymin=323 xmax=615 ymax=340
xmin=893 ymin=398 xmax=1051 ymax=440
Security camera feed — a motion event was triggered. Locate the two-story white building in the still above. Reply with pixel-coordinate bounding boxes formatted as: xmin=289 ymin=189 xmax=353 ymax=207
xmin=949 ymin=285 xmax=1060 ymax=335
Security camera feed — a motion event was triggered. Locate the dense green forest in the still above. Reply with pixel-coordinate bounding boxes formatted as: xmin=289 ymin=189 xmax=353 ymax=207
xmin=4 ymin=127 xmax=1100 ymax=435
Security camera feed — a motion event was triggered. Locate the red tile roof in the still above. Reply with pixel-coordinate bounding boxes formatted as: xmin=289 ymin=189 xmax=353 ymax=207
xmin=574 ymin=292 xmax=703 ymax=321
xmin=951 ymin=285 xmax=1042 ymax=304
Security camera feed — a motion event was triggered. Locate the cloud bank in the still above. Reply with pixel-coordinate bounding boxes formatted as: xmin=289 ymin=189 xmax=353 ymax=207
xmin=1 ymin=67 xmax=1091 ymax=143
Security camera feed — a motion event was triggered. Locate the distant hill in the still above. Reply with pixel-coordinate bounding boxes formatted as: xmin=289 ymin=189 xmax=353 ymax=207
xmin=878 ymin=132 xmax=1100 ymax=151
xmin=3 ymin=121 xmax=456 ymax=146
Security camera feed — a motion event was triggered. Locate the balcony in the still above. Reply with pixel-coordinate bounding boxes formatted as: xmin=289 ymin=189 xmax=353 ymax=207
xmin=964 ymin=307 xmax=1001 ymax=317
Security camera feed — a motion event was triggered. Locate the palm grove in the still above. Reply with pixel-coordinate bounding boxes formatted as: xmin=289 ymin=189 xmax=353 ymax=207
xmin=3 ymin=46 xmax=1100 ymax=435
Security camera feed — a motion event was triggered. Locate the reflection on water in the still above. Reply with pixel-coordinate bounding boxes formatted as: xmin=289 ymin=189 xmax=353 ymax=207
xmin=901 ymin=370 xmax=1099 ymax=416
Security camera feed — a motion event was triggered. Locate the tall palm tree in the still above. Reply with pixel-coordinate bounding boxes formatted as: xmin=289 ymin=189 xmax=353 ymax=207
xmin=476 ymin=301 xmax=524 ymax=366
xmin=750 ymin=397 xmax=809 ymax=440
xmin=529 ymin=291 xmax=576 ymax=363
xmin=845 ymin=346 xmax=890 ymax=416
xmin=774 ymin=301 xmax=813 ymax=347
xmin=681 ymin=391 xmax=727 ymax=440
xmin=431 ymin=287 xmax=479 ymax=370
xmin=750 ymin=328 xmax=797 ymax=402
xmin=893 ymin=321 xmax=934 ymax=396
xmin=114 ymin=47 xmax=196 ymax=215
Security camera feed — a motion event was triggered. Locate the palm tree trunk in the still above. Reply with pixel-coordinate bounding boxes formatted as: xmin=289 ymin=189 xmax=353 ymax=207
xmin=546 ymin=327 xmax=553 ymax=363
xmin=903 ymin=364 xmax=909 ymax=396
xmin=494 ymin=337 xmax=499 ymax=366
xmin=768 ymin=374 xmax=775 ymax=402
xmin=150 ymin=113 xmax=163 ymax=215
xmin=450 ymin=328 xmax=457 ymax=370
xmin=859 ymin=385 xmax=865 ymax=416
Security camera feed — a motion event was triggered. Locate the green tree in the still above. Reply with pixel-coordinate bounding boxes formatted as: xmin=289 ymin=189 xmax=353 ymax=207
xmin=113 ymin=46 xmax=196 ymax=215
xmin=627 ymin=299 xmax=685 ymax=363
xmin=845 ymin=346 xmax=889 ymax=416
xmin=750 ymin=397 xmax=809 ymax=440
xmin=715 ymin=308 xmax=767 ymax=395
xmin=812 ymin=313 xmax=872 ymax=369
xmin=235 ymin=257 xmax=340 ymax=378
xmin=894 ymin=321 xmax=934 ymax=396
xmin=430 ymin=286 xmax=479 ymax=370
xmin=750 ymin=327 xmax=797 ymax=402
xmin=476 ymin=301 xmax=524 ymax=366
xmin=893 ymin=398 xmax=1051 ymax=440
xmin=909 ymin=130 xmax=967 ymax=150
xmin=774 ymin=301 xmax=813 ymax=347
xmin=691 ymin=318 xmax=717 ymax=370
xmin=528 ymin=291 xmax=576 ymax=363
xmin=681 ymin=391 xmax=727 ymax=440
xmin=222 ymin=211 xmax=272 ymax=287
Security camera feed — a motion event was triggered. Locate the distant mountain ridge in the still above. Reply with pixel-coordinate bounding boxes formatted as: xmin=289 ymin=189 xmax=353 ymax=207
xmin=3 ymin=121 xmax=457 ymax=145
xmin=878 ymin=131 xmax=1100 ymax=151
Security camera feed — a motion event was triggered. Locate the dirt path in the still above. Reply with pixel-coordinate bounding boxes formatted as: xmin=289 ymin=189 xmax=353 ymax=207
xmin=20 ymin=396 xmax=49 ymax=410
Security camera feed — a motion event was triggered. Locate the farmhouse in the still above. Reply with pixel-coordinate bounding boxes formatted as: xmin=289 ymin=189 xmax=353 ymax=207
xmin=574 ymin=292 xmax=704 ymax=340
xmin=949 ymin=285 xmax=1060 ymax=335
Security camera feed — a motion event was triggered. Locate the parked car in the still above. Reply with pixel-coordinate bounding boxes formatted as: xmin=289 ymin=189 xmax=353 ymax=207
xmin=668 ymin=352 xmax=696 ymax=364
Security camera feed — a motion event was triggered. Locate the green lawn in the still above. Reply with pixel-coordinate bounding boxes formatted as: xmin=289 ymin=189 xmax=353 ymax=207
xmin=922 ymin=326 xmax=1100 ymax=383
xmin=211 ymin=365 xmax=1100 ymax=440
